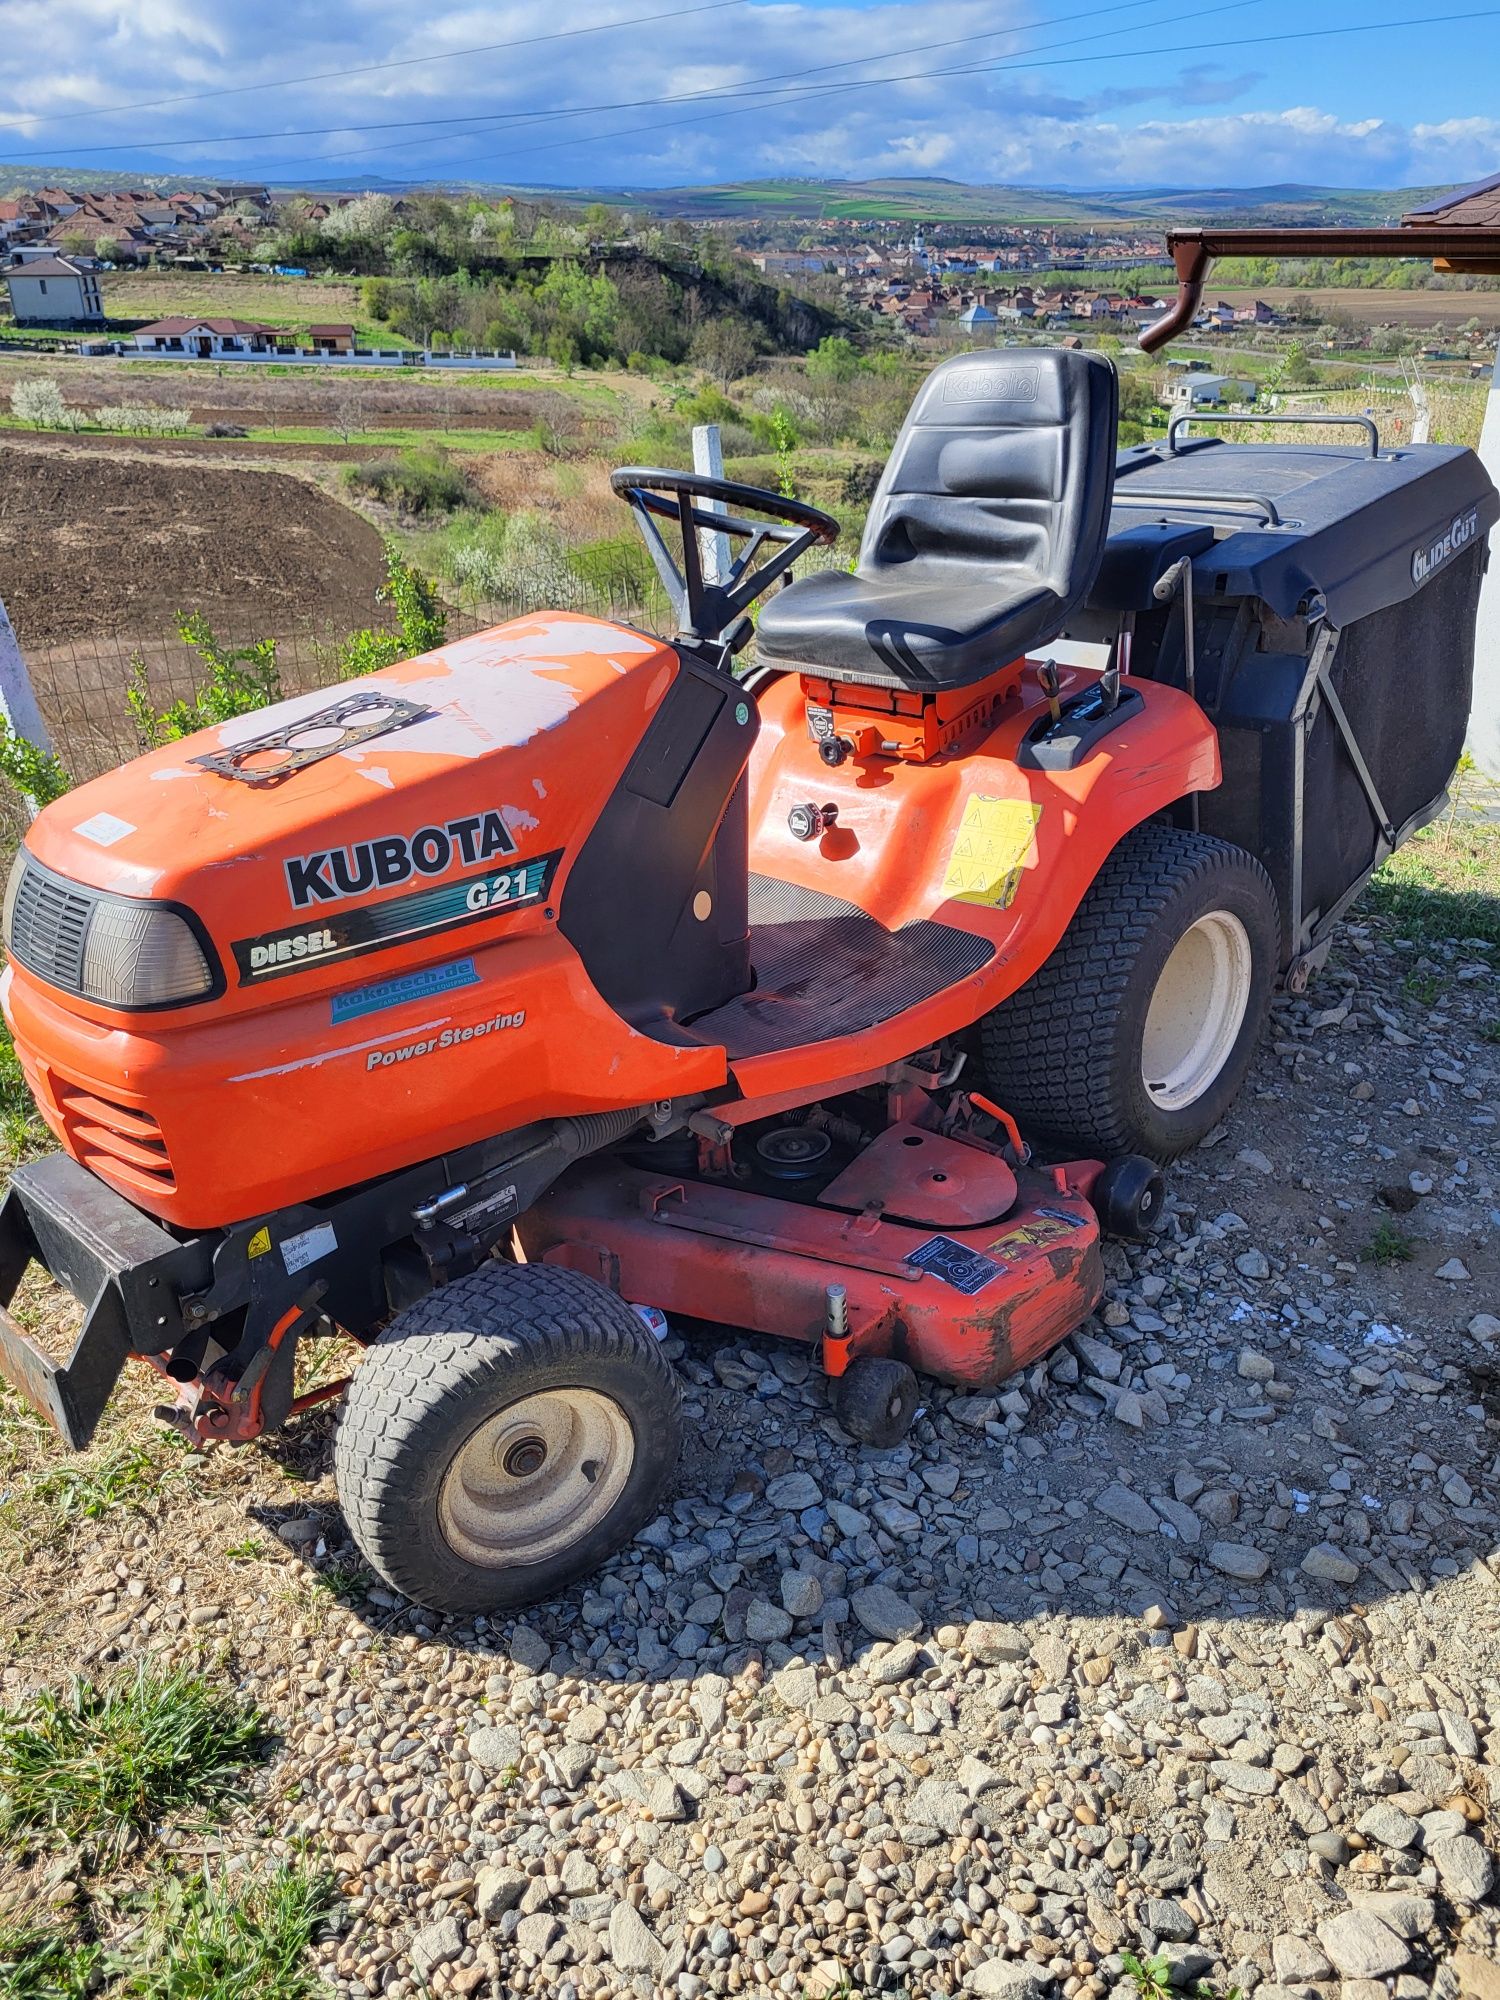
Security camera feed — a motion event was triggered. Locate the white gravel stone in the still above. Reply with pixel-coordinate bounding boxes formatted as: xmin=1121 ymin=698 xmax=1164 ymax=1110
xmin=850 ymin=1584 xmax=921 ymax=1641
xmin=1429 ymin=1835 xmax=1495 ymax=1904
xmin=1317 ymin=1911 xmax=1410 ymax=1981
xmin=1207 ymin=1540 xmax=1270 ymax=1580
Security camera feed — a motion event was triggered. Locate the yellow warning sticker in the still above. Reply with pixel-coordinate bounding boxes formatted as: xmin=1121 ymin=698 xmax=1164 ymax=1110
xmin=940 ymin=796 xmax=1042 ymax=909
xmin=247 ymin=1226 xmax=272 ymax=1259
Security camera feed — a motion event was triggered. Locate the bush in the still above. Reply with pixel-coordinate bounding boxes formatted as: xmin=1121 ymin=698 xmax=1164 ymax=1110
xmin=203 ymin=421 xmax=248 ymax=439
xmin=127 ymin=617 xmax=281 ymax=747
xmin=9 ymin=378 xmax=69 ymax=429
xmin=0 ymin=715 xmax=70 ymax=806
xmin=443 ymin=511 xmax=582 ymax=609
xmin=335 ymin=545 xmax=447 ymax=679
xmin=343 ymin=447 xmax=473 ymax=515
xmin=568 ymin=533 xmax=658 ymax=603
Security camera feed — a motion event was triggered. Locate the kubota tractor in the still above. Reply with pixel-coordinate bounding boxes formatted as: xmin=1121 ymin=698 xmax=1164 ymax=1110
xmin=0 ymin=345 xmax=1493 ymax=1611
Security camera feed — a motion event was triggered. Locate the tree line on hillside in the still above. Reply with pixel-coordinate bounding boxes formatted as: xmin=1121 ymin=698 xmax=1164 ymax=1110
xmin=262 ymin=193 xmax=842 ymax=367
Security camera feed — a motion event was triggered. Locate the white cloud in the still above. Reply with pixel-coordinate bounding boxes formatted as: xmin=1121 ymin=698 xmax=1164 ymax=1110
xmin=0 ymin=0 xmax=1492 ymax=193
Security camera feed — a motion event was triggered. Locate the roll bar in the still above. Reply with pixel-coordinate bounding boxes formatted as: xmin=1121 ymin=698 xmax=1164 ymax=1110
xmin=1139 ymin=224 xmax=1500 ymax=354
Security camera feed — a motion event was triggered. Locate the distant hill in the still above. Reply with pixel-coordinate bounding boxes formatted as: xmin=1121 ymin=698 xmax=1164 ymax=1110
xmin=0 ymin=162 xmax=1454 ymax=230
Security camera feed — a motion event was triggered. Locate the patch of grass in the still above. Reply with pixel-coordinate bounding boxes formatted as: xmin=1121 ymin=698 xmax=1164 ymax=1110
xmin=0 ymin=1031 xmax=45 ymax=1170
xmin=0 ymin=1664 xmax=263 ymax=1855
xmin=119 ymin=1862 xmax=335 ymax=2000
xmin=0 ymin=1918 xmax=101 ymax=2000
xmin=1481 ymin=1018 xmax=1500 ymax=1045
xmin=24 ymin=1439 xmax=169 ymax=1525
xmin=1361 ymin=821 xmax=1500 ymax=946
xmin=1402 ymin=970 xmax=1442 ymax=1005
xmin=1362 ymin=1218 xmax=1415 ymax=1266
xmin=223 ymin=1536 xmax=267 ymax=1562
xmin=1121 ymin=1952 xmax=1243 ymax=2000
xmin=304 ymin=1556 xmax=370 ymax=1608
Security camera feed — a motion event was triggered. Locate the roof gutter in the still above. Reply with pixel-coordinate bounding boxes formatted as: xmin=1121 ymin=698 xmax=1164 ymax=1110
xmin=1139 ymin=224 xmax=1500 ymax=354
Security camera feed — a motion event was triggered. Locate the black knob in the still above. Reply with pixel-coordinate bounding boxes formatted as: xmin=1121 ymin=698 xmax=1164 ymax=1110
xmin=817 ymin=736 xmax=850 ymax=768
xmin=788 ymin=802 xmax=838 ymax=841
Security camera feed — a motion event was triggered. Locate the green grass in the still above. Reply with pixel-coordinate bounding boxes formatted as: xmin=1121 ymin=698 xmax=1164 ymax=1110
xmin=0 ymin=1919 xmax=102 ymax=2000
xmin=1402 ymin=969 xmax=1442 ymax=1005
xmin=1361 ymin=820 xmax=1500 ymax=946
xmin=119 ymin=1863 xmax=335 ymax=2000
xmin=1362 ymin=1218 xmax=1415 ymax=1266
xmin=0 ymin=1664 xmax=263 ymax=1855
xmin=0 ymin=1032 xmax=44 ymax=1167
xmin=0 ymin=1863 xmax=334 ymax=2000
xmin=22 ymin=1439 xmax=174 ymax=1526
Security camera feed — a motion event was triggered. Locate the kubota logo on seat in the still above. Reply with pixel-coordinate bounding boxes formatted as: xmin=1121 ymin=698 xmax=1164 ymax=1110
xmin=285 ymin=812 xmax=517 ymax=907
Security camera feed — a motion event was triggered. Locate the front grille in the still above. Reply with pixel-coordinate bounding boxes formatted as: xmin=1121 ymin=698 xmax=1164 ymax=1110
xmin=48 ymin=1072 xmax=175 ymax=1197
xmin=8 ymin=856 xmax=93 ymax=994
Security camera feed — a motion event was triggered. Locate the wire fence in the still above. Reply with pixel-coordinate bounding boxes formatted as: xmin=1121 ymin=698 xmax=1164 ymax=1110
xmin=0 ymin=579 xmax=679 ymax=857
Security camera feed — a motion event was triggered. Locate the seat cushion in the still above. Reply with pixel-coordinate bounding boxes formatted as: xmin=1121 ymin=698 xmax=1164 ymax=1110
xmin=757 ymin=347 xmax=1118 ymax=691
xmin=758 ymin=567 xmax=1060 ymax=684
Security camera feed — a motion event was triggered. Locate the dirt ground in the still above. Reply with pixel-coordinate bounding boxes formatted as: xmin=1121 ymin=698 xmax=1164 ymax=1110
xmin=0 ymin=352 xmax=591 ymax=435
xmin=0 ymin=447 xmax=388 ymax=647
xmin=1213 ymin=285 xmax=1500 ymax=329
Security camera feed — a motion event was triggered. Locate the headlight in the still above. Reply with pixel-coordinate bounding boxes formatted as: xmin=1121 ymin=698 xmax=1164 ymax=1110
xmin=4 ymin=851 xmax=218 ymax=1009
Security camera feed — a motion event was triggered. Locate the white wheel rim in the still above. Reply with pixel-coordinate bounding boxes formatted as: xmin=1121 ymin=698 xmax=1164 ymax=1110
xmin=1141 ymin=910 xmax=1253 ymax=1112
xmin=438 ymin=1388 xmax=635 ymax=1569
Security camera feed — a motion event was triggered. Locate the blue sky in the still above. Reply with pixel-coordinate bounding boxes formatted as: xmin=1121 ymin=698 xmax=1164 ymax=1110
xmin=0 ymin=0 xmax=1496 ymax=192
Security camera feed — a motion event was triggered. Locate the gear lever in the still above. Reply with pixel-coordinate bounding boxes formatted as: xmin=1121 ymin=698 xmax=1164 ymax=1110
xmin=1036 ymin=657 xmax=1062 ymax=728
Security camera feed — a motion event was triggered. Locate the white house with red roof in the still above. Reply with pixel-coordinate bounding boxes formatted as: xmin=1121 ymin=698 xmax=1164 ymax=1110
xmin=129 ymin=316 xmax=287 ymax=356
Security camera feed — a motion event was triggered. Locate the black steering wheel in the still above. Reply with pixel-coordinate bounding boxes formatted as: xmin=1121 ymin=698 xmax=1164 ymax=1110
xmin=611 ymin=466 xmax=840 ymax=654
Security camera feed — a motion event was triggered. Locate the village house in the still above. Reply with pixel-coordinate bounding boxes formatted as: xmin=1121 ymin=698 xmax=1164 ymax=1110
xmin=1164 ymin=372 xmax=1254 ymax=410
xmin=3 ymin=254 xmax=104 ymax=325
xmin=129 ymin=315 xmax=286 ymax=356
xmin=308 ymin=323 xmax=356 ymax=354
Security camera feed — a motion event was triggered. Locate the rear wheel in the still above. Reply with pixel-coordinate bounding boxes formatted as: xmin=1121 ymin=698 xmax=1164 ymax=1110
xmin=333 ymin=1264 xmax=680 ymax=1614
xmin=979 ymin=823 xmax=1278 ymax=1161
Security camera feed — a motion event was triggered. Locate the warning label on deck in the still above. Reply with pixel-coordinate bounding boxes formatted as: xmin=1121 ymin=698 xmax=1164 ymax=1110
xmin=940 ymin=796 xmax=1042 ymax=909
xmin=907 ymin=1235 xmax=1005 ymax=1295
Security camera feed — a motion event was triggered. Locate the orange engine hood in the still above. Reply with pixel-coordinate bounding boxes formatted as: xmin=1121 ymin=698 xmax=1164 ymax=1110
xmin=19 ymin=611 xmax=681 ymax=1025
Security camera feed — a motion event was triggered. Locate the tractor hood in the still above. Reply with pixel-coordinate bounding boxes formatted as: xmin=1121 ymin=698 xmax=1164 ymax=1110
xmin=15 ymin=613 xmax=680 ymax=1017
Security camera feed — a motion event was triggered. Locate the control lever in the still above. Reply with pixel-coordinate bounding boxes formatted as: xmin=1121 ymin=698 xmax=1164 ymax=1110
xmin=1035 ymin=657 xmax=1062 ymax=728
xmin=1098 ymin=651 xmax=1121 ymax=714
xmin=1152 ymin=554 xmax=1197 ymax=701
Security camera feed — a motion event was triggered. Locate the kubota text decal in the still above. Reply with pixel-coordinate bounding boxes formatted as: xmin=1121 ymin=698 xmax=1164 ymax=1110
xmin=233 ymin=850 xmax=561 ymax=985
xmin=284 ymin=811 xmax=517 ymax=908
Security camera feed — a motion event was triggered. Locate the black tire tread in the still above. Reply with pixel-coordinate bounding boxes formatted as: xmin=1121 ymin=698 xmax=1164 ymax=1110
xmin=333 ymin=1263 xmax=681 ymax=1611
xmin=980 ymin=822 xmax=1276 ymax=1159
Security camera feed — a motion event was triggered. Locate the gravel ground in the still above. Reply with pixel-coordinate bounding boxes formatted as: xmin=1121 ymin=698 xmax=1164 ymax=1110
xmin=2 ymin=899 xmax=1498 ymax=2000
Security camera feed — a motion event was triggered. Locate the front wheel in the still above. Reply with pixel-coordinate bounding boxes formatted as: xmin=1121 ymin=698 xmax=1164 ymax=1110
xmin=980 ymin=823 xmax=1278 ymax=1161
xmin=333 ymin=1264 xmax=681 ymax=1614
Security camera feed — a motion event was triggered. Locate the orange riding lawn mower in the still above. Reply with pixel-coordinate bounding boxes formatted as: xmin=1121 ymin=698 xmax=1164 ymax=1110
xmin=1 ymin=225 xmax=1497 ymax=1614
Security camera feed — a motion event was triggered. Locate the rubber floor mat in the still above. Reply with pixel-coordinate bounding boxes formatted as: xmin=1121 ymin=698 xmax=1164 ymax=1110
xmin=692 ymin=874 xmax=994 ymax=1059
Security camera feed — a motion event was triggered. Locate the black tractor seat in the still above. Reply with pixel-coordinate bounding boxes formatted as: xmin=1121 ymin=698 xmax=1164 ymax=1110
xmin=757 ymin=348 xmax=1119 ymax=691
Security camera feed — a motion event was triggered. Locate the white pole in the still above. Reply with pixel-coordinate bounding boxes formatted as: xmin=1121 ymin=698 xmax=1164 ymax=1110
xmin=0 ymin=593 xmax=55 ymax=818
xmin=691 ymin=422 xmax=732 ymax=586
xmin=1472 ymin=352 xmax=1500 ymax=779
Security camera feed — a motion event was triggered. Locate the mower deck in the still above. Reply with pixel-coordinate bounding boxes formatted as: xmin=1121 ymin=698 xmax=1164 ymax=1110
xmin=522 ymin=1145 xmax=1105 ymax=1392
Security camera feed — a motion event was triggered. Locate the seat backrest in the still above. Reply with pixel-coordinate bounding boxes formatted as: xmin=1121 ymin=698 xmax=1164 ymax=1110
xmin=860 ymin=348 xmax=1118 ymax=602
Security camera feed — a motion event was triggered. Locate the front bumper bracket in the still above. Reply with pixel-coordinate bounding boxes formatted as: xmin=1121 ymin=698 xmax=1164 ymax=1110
xmin=0 ymin=1153 xmax=207 ymax=1449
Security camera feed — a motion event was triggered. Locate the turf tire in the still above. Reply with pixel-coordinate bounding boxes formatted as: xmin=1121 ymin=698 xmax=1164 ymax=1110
xmin=979 ymin=823 xmax=1278 ymax=1161
xmin=333 ymin=1263 xmax=681 ymax=1614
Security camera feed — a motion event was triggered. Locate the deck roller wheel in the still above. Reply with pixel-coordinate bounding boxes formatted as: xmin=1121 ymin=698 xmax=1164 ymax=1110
xmin=980 ymin=822 xmax=1278 ymax=1161
xmin=334 ymin=1264 xmax=680 ymax=1614
xmin=832 ymin=1356 xmax=921 ymax=1448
